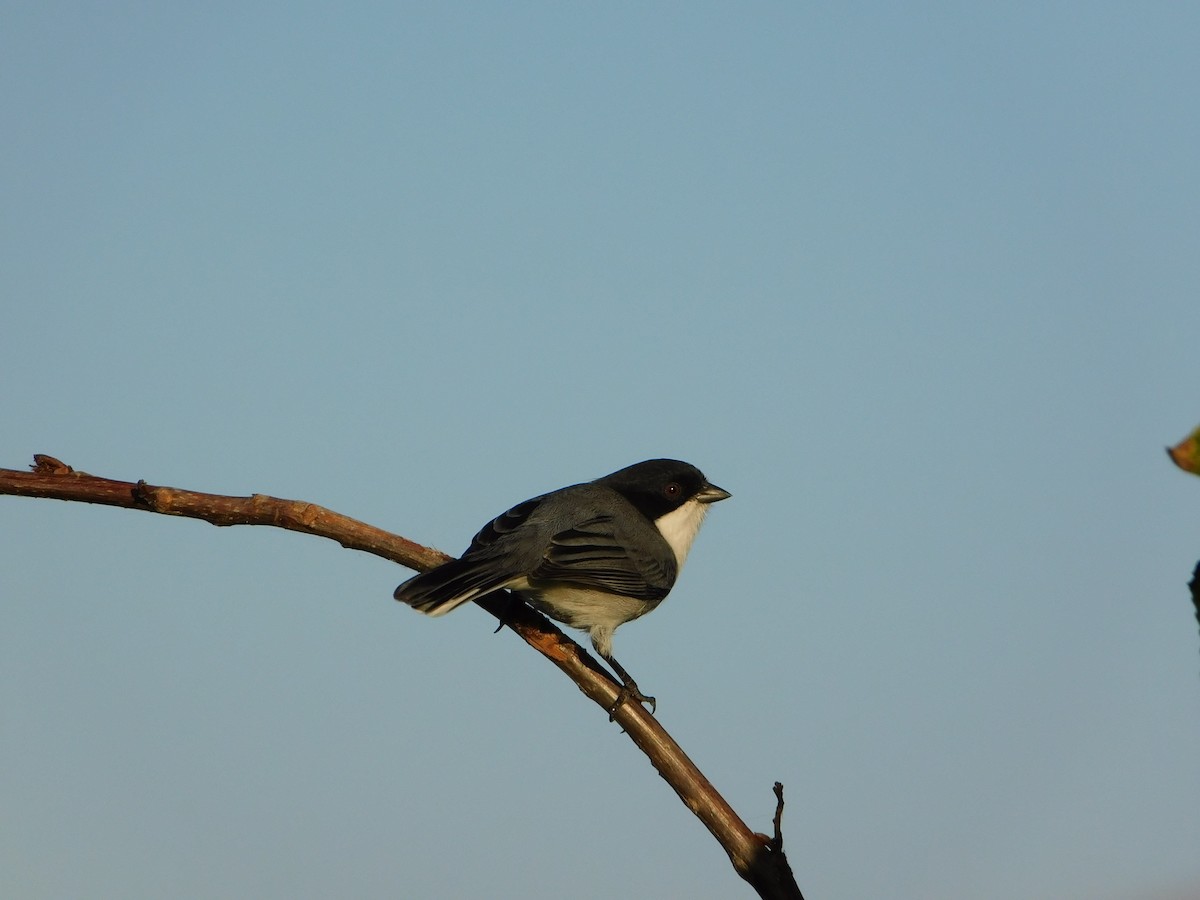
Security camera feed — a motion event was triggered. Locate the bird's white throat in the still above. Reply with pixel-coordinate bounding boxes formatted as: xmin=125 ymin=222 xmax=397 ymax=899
xmin=655 ymin=497 xmax=710 ymax=568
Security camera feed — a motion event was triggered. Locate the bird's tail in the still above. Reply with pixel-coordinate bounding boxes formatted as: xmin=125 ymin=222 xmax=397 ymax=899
xmin=393 ymin=557 xmax=513 ymax=616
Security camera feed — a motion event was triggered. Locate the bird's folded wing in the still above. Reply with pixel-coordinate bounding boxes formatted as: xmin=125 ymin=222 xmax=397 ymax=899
xmin=531 ymin=514 xmax=675 ymax=601
xmin=465 ymin=496 xmax=545 ymax=554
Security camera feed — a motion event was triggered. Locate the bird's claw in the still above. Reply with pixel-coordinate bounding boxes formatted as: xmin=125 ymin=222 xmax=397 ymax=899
xmin=608 ymin=682 xmax=656 ymax=720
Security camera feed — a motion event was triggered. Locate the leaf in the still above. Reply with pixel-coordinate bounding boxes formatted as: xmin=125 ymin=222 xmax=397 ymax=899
xmin=1167 ymin=425 xmax=1200 ymax=476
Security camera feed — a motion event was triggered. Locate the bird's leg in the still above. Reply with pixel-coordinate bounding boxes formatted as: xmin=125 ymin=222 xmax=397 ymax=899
xmin=602 ymin=652 xmax=656 ymax=719
xmin=490 ymin=590 xmax=523 ymax=634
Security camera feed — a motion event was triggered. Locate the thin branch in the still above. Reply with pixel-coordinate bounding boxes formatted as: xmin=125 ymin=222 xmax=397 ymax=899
xmin=2 ymin=455 xmax=804 ymax=899
xmin=1190 ymin=561 xmax=1200 ymax=656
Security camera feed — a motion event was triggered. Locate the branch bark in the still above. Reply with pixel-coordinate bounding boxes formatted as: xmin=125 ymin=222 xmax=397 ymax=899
xmin=2 ymin=455 xmax=804 ymax=899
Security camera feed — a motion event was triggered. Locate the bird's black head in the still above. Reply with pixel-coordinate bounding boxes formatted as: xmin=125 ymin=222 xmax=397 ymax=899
xmin=594 ymin=458 xmax=731 ymax=521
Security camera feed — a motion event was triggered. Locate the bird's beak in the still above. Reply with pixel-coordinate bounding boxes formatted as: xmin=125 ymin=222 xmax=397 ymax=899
xmin=697 ymin=482 xmax=731 ymax=504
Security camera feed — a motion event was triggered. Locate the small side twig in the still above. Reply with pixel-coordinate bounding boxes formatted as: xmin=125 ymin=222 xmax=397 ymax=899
xmin=771 ymin=782 xmax=787 ymax=853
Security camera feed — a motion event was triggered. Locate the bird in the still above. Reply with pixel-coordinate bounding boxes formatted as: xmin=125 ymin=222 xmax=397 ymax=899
xmin=393 ymin=458 xmax=730 ymax=715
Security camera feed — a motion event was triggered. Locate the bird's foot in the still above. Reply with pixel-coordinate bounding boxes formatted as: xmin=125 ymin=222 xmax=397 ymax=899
xmin=491 ymin=591 xmax=522 ymax=634
xmin=608 ymin=681 xmax=656 ymax=720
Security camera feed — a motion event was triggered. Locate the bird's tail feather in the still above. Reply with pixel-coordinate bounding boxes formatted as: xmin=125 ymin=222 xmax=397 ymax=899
xmin=393 ymin=557 xmax=513 ymax=616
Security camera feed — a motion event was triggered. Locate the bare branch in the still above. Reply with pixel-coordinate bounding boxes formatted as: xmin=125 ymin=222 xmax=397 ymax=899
xmin=2 ymin=455 xmax=804 ymax=899
xmin=1190 ymin=561 xmax=1200 ymax=656
xmin=16 ymin=455 xmax=449 ymax=570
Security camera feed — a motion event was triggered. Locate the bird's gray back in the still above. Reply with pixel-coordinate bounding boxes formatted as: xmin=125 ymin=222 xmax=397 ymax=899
xmin=465 ymin=483 xmax=677 ymax=597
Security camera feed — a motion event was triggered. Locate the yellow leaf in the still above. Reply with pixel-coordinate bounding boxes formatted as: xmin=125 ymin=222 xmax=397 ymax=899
xmin=1167 ymin=424 xmax=1200 ymax=476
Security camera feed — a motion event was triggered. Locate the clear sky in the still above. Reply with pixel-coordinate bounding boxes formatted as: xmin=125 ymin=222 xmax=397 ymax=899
xmin=3 ymin=4 xmax=1199 ymax=899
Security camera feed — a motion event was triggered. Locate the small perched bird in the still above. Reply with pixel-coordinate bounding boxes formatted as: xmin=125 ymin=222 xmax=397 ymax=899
xmin=394 ymin=459 xmax=730 ymax=714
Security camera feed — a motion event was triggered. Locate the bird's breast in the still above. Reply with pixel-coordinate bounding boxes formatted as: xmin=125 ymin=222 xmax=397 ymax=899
xmin=654 ymin=497 xmax=710 ymax=568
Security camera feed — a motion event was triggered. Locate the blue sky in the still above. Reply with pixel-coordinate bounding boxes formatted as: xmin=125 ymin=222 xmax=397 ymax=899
xmin=3 ymin=4 xmax=1199 ymax=898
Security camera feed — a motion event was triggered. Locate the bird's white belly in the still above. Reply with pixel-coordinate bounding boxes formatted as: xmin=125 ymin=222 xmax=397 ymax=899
xmin=517 ymin=583 xmax=655 ymax=633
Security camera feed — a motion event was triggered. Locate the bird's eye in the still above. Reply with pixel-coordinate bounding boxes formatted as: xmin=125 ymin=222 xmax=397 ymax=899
xmin=663 ymin=482 xmax=681 ymax=499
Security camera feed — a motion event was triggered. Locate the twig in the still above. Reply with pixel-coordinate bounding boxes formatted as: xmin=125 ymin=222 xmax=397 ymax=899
xmin=1190 ymin=561 xmax=1200 ymax=655
xmin=772 ymin=782 xmax=787 ymax=853
xmin=2 ymin=455 xmax=804 ymax=899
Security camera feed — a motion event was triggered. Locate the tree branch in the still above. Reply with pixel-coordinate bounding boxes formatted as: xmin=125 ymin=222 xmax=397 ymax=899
xmin=1190 ymin=561 xmax=1200 ymax=654
xmin=2 ymin=455 xmax=804 ymax=899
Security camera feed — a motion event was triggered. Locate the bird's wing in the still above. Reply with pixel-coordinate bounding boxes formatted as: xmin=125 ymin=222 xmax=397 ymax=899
xmin=530 ymin=513 xmax=676 ymax=601
xmin=464 ymin=495 xmax=545 ymax=554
